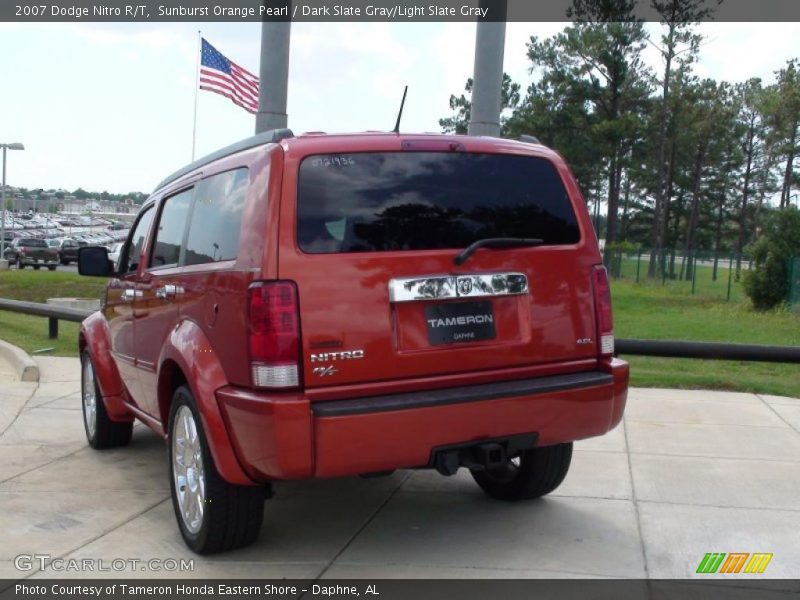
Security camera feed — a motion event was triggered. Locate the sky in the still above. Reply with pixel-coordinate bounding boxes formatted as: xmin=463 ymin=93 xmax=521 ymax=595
xmin=0 ymin=21 xmax=799 ymax=194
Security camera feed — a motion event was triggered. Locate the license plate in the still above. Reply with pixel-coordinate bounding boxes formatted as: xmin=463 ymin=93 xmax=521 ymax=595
xmin=424 ymin=300 xmax=496 ymax=345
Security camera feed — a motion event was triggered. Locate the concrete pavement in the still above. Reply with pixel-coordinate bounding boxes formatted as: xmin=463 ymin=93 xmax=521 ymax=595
xmin=1 ymin=354 xmax=799 ymax=581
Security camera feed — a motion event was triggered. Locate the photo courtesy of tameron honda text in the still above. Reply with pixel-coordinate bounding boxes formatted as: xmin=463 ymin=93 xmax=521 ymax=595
xmin=67 ymin=14 xmax=626 ymax=556
xmin=13 ymin=583 xmax=366 ymax=597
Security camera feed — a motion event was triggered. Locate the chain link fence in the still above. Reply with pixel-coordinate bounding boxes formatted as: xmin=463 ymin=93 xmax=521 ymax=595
xmin=602 ymin=247 xmax=755 ymax=302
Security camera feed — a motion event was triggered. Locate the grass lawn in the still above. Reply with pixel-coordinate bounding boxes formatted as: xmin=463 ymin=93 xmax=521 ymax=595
xmin=613 ymin=280 xmax=800 ymax=398
xmin=0 ymin=269 xmax=797 ymax=397
xmin=0 ymin=270 xmax=105 ymax=357
xmin=0 ymin=311 xmax=80 ymax=356
xmin=0 ymin=269 xmax=106 ymax=303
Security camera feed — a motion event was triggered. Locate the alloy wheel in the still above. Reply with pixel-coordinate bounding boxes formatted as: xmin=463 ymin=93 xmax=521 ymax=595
xmin=172 ymin=405 xmax=206 ymax=534
xmin=82 ymin=358 xmax=97 ymax=439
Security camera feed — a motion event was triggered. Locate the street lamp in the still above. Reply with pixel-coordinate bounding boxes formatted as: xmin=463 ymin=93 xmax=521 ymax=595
xmin=1 ymin=142 xmax=25 ymax=264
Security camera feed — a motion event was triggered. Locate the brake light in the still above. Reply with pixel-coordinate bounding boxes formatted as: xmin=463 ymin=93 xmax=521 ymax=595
xmin=401 ymin=140 xmax=465 ymax=152
xmin=592 ymin=265 xmax=614 ymax=356
xmin=247 ymin=281 xmax=301 ymax=389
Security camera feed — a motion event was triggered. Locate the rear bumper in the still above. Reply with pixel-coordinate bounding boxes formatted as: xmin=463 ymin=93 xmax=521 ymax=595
xmin=215 ymin=358 xmax=628 ymax=483
xmin=20 ymin=258 xmax=57 ymax=265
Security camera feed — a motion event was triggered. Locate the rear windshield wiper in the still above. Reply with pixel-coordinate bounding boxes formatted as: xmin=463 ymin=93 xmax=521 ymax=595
xmin=453 ymin=237 xmax=544 ymax=266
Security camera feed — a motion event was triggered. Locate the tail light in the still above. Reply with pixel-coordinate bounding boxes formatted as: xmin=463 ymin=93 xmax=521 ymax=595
xmin=247 ymin=281 xmax=301 ymax=389
xmin=592 ymin=265 xmax=614 ymax=357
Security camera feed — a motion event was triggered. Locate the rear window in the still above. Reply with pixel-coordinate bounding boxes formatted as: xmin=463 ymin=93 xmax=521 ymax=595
xmin=297 ymin=152 xmax=580 ymax=254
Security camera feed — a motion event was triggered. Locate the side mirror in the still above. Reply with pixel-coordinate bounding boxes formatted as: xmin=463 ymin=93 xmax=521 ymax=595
xmin=78 ymin=246 xmax=114 ymax=277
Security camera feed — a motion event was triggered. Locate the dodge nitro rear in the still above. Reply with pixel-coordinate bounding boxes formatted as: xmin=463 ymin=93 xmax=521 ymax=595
xmin=77 ymin=129 xmax=628 ymax=553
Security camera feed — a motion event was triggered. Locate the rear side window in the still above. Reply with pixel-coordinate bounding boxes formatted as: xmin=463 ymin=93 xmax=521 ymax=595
xmin=297 ymin=152 xmax=580 ymax=254
xmin=185 ymin=168 xmax=247 ymax=265
xmin=21 ymin=239 xmax=46 ymax=247
xmin=150 ymin=189 xmax=193 ymax=269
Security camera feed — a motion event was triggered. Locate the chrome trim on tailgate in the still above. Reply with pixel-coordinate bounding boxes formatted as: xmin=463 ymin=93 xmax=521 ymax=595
xmin=388 ymin=273 xmax=528 ymax=303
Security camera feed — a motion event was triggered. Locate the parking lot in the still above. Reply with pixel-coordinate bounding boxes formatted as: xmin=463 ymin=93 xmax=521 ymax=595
xmin=1 ymin=354 xmax=799 ymax=582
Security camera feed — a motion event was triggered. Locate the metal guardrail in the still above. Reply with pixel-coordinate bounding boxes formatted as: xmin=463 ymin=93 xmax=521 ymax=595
xmin=615 ymin=339 xmax=800 ymax=364
xmin=0 ymin=298 xmax=91 ymax=339
xmin=0 ymin=298 xmax=798 ymax=364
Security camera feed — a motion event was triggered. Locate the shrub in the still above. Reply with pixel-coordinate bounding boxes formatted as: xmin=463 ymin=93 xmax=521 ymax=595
xmin=743 ymin=207 xmax=800 ymax=310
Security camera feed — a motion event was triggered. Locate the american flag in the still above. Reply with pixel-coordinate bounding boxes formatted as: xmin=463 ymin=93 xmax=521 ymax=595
xmin=199 ymin=38 xmax=260 ymax=114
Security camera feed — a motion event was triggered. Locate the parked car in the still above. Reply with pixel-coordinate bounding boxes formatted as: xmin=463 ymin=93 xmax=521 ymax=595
xmin=78 ymin=130 xmax=629 ymax=554
xmin=5 ymin=237 xmax=59 ymax=270
xmin=57 ymin=238 xmax=81 ymax=265
xmin=94 ymin=233 xmax=115 ymax=246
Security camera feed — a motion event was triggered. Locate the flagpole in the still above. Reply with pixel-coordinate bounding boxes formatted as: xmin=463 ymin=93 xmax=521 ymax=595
xmin=191 ymin=30 xmax=201 ymax=161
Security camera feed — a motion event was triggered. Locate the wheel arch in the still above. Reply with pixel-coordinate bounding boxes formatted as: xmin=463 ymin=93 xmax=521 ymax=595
xmin=80 ymin=312 xmax=124 ymax=398
xmin=79 ymin=312 xmax=132 ymax=423
xmin=157 ymin=319 xmax=255 ymax=486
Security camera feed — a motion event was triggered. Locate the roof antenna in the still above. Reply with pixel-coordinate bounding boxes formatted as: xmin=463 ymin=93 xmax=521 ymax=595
xmin=392 ymin=86 xmax=408 ymax=134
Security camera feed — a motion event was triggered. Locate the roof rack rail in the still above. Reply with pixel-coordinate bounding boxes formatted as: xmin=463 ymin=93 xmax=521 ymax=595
xmin=519 ymin=134 xmax=541 ymax=145
xmin=154 ymin=128 xmax=295 ymax=192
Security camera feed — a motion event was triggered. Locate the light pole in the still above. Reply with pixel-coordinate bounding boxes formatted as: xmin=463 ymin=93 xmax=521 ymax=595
xmin=1 ymin=142 xmax=25 ymax=266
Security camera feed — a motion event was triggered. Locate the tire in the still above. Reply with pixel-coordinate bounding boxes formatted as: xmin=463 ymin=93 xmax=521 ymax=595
xmin=168 ymin=386 xmax=264 ymax=554
xmin=470 ymin=443 xmax=573 ymax=501
xmin=81 ymin=350 xmax=133 ymax=449
xmin=48 ymin=265 xmax=56 ymax=271
xmin=33 ymin=265 xmax=40 ymax=270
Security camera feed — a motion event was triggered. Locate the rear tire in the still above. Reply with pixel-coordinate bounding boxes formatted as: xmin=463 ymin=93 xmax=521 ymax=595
xmin=168 ymin=386 xmax=264 ymax=554
xmin=48 ymin=265 xmax=56 ymax=271
xmin=470 ymin=443 xmax=573 ymax=501
xmin=81 ymin=350 xmax=133 ymax=449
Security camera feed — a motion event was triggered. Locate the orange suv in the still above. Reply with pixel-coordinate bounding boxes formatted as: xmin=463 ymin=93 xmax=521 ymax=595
xmin=78 ymin=129 xmax=628 ymax=553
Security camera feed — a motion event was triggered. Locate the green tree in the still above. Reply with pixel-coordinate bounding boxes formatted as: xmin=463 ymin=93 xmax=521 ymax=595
xmin=526 ymin=0 xmax=652 ymax=252
xmin=438 ymin=73 xmax=521 ymax=134
xmin=744 ymin=207 xmax=800 ymax=310
xmin=647 ymin=0 xmax=714 ymax=277
xmin=773 ymin=61 xmax=800 ymax=209
xmin=680 ymin=81 xmax=739 ymax=279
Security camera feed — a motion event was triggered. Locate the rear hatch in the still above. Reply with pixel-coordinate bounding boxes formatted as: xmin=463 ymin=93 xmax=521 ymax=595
xmin=277 ymin=137 xmax=600 ymax=391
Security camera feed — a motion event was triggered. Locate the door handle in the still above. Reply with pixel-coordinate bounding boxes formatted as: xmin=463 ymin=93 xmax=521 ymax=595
xmin=155 ymin=284 xmax=184 ymax=299
xmin=121 ymin=289 xmax=142 ymax=302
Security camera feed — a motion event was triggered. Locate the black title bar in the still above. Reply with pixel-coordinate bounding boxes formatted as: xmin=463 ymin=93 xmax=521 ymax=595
xmin=4 ymin=0 xmax=800 ymax=22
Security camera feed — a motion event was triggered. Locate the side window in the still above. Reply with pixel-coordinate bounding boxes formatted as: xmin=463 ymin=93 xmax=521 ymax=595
xmin=149 ymin=189 xmax=193 ymax=269
xmin=120 ymin=206 xmax=155 ymax=275
xmin=185 ymin=168 xmax=248 ymax=266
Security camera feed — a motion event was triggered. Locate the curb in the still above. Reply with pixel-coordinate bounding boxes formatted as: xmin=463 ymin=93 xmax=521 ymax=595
xmin=0 ymin=339 xmax=40 ymax=382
